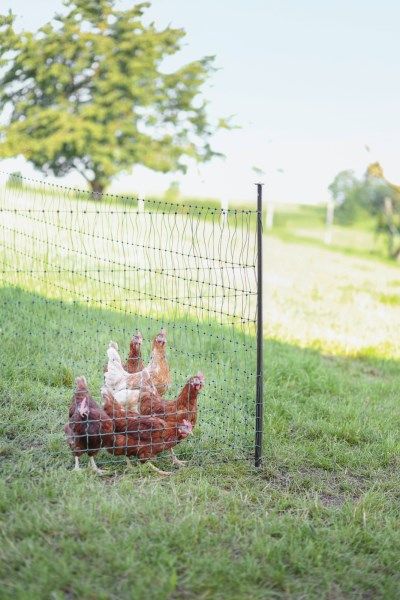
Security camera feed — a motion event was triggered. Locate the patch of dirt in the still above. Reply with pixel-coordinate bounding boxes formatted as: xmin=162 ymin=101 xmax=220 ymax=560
xmin=361 ymin=366 xmax=382 ymax=378
xmin=326 ymin=583 xmax=346 ymax=600
xmin=318 ymin=493 xmax=346 ymax=508
xmin=169 ymin=586 xmax=196 ymax=600
xmin=259 ymin=465 xmax=371 ymax=504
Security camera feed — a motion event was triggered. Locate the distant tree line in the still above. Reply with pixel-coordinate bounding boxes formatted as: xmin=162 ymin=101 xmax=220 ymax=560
xmin=329 ymin=162 xmax=400 ymax=259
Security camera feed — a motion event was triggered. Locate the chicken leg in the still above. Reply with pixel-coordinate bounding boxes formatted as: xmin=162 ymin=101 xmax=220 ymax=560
xmin=146 ymin=461 xmax=172 ymax=476
xmin=89 ymin=456 xmax=106 ymax=475
xmin=170 ymin=449 xmax=187 ymax=467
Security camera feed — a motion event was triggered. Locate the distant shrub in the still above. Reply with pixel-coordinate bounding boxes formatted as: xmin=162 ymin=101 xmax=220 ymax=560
xmin=329 ymin=163 xmax=400 ymax=257
xmin=164 ymin=181 xmax=181 ymax=202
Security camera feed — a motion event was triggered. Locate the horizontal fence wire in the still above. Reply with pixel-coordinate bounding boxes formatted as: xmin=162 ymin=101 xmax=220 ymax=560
xmin=0 ymin=172 xmax=258 ymax=473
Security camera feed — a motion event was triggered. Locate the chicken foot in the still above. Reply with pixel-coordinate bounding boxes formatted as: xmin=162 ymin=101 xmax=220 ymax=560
xmin=126 ymin=457 xmax=172 ymax=475
xmin=146 ymin=461 xmax=172 ymax=476
xmin=73 ymin=456 xmax=105 ymax=474
xmin=170 ymin=449 xmax=187 ymax=467
xmin=89 ymin=456 xmax=106 ymax=475
xmin=125 ymin=457 xmax=135 ymax=469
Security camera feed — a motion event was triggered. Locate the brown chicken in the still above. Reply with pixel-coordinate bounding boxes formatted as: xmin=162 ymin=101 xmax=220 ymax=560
xmin=125 ymin=331 xmax=144 ymax=373
xmin=139 ymin=372 xmax=204 ymax=425
xmin=145 ymin=328 xmax=172 ymax=395
xmin=64 ymin=376 xmax=125 ymax=474
xmin=102 ymin=387 xmax=193 ymax=474
xmin=103 ymin=372 xmax=204 ymax=469
xmin=103 ymin=328 xmax=171 ymax=410
xmin=103 ymin=332 xmax=144 ymax=374
xmin=139 ymin=372 xmax=204 ymax=467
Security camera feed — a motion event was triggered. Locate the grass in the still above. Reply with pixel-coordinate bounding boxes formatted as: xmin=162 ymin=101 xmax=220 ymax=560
xmin=4 ymin=179 xmax=255 ymax=229
xmin=0 ymin=285 xmax=255 ymax=464
xmin=1 ymin=193 xmax=400 ymax=598
xmin=271 ymin=204 xmax=390 ymax=263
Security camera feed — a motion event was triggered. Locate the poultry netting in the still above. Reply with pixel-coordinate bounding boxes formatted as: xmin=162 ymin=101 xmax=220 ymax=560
xmin=0 ymin=172 xmax=259 ymax=472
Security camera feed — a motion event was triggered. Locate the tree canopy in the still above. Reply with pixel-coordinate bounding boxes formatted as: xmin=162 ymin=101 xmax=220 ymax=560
xmin=329 ymin=162 xmax=400 ymax=258
xmin=0 ymin=1 xmax=221 ymax=193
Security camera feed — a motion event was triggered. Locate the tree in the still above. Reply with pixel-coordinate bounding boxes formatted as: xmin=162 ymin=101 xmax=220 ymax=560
xmin=366 ymin=163 xmax=400 ymax=258
xmin=328 ymin=163 xmax=400 ymax=258
xmin=328 ymin=169 xmax=364 ymax=224
xmin=328 ymin=169 xmax=359 ymax=207
xmin=0 ymin=1 xmax=221 ymax=194
xmin=363 ymin=162 xmax=394 ymax=215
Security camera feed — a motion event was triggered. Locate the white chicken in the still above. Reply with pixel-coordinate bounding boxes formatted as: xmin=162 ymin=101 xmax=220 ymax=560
xmin=104 ymin=342 xmax=153 ymax=411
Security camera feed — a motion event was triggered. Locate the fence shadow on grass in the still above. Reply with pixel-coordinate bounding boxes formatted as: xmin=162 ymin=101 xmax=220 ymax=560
xmin=1 ymin=284 xmax=398 ymax=479
xmin=0 ymin=285 xmax=257 ymax=472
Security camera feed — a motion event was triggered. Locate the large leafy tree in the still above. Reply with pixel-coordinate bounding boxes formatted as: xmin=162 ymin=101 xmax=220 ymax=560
xmin=0 ymin=1 xmax=220 ymax=194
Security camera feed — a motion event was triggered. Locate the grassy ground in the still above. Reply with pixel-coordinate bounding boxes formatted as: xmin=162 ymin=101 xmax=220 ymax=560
xmin=270 ymin=203 xmax=389 ymax=263
xmin=1 ymin=198 xmax=400 ymax=598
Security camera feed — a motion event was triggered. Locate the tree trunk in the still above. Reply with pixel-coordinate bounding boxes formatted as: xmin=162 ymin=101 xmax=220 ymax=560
xmin=391 ymin=244 xmax=400 ymax=261
xmin=89 ymin=179 xmax=105 ymax=200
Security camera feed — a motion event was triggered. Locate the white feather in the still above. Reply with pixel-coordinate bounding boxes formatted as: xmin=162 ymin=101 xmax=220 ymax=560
xmin=104 ymin=359 xmax=129 ymax=390
xmin=112 ymin=388 xmax=140 ymax=411
xmin=107 ymin=342 xmax=122 ymax=364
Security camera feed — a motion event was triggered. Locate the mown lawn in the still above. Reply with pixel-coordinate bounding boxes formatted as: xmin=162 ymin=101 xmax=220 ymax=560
xmin=1 ymin=210 xmax=400 ymax=598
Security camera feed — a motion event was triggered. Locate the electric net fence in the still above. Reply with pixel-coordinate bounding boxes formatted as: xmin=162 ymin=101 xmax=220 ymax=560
xmin=0 ymin=172 xmax=262 ymax=472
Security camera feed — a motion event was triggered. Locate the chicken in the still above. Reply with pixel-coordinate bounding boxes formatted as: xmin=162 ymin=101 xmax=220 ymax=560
xmin=138 ymin=372 xmax=204 ymax=467
xmin=125 ymin=331 xmax=144 ymax=373
xmin=145 ymin=328 xmax=171 ymax=396
xmin=103 ymin=332 xmax=144 ymax=374
xmin=102 ymin=387 xmax=193 ymax=475
xmin=102 ymin=372 xmax=204 ymax=468
xmin=104 ymin=328 xmax=171 ymax=409
xmin=64 ymin=376 xmax=125 ymax=474
xmin=138 ymin=372 xmax=205 ymax=426
xmin=102 ymin=388 xmax=161 ymax=437
xmin=103 ymin=342 xmax=154 ymax=411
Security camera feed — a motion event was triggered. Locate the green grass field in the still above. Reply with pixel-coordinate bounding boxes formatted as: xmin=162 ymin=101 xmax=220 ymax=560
xmin=1 ymin=195 xmax=400 ymax=599
xmin=270 ymin=203 xmax=389 ymax=263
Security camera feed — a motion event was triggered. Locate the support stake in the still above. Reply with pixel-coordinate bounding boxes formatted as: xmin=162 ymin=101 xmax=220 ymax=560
xmin=255 ymin=183 xmax=264 ymax=467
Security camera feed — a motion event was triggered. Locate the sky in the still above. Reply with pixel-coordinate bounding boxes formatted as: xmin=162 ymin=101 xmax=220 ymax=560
xmin=2 ymin=0 xmax=400 ymax=204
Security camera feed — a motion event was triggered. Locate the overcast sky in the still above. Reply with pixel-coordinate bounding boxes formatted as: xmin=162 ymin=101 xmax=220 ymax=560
xmin=2 ymin=0 xmax=400 ymax=204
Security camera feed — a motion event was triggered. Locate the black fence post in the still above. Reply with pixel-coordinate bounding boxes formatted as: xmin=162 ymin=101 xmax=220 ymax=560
xmin=255 ymin=183 xmax=264 ymax=467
